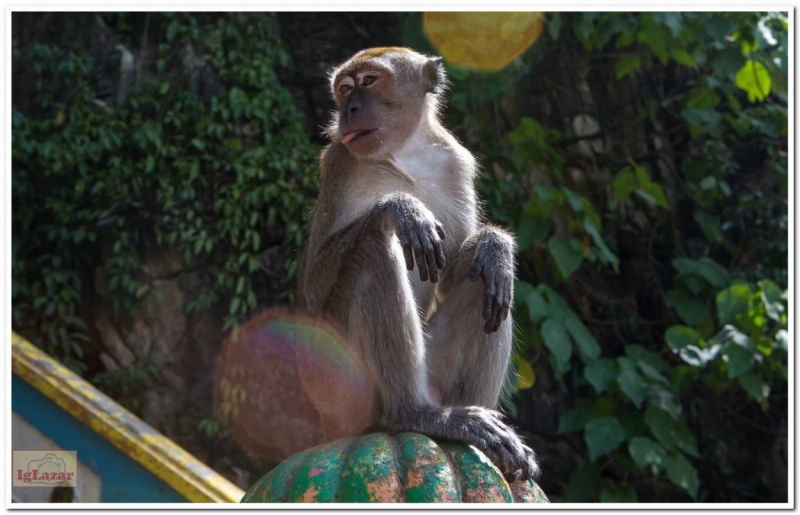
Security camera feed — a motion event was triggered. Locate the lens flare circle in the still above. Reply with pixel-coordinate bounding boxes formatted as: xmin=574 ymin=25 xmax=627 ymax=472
xmin=423 ymin=12 xmax=545 ymax=72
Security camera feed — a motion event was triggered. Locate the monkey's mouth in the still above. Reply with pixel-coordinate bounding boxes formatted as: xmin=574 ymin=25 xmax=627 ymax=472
xmin=341 ymin=129 xmax=378 ymax=145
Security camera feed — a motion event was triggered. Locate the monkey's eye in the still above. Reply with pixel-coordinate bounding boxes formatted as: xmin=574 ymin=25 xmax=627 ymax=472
xmin=339 ymin=83 xmax=353 ymax=95
xmin=362 ymin=75 xmax=378 ymax=87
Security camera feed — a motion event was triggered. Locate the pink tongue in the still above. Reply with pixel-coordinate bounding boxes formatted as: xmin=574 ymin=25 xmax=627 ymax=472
xmin=341 ymin=131 xmax=364 ymax=144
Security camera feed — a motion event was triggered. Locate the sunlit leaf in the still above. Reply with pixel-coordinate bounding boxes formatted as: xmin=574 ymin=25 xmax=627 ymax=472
xmin=735 ymin=60 xmax=772 ymax=102
xmin=514 ymin=355 xmax=536 ymax=390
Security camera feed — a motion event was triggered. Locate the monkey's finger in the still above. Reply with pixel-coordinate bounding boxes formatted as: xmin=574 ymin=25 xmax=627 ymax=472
xmin=422 ymin=234 xmax=440 ymax=283
xmin=433 ymin=237 xmax=446 ymax=270
xmin=435 ymin=222 xmax=446 ymax=240
xmin=500 ymin=303 xmax=511 ymax=322
xmin=491 ymin=300 xmax=504 ymax=333
xmin=499 ymin=282 xmax=511 ymax=322
xmin=402 ymin=243 xmax=415 ymax=271
xmin=411 ymin=234 xmax=429 ymax=282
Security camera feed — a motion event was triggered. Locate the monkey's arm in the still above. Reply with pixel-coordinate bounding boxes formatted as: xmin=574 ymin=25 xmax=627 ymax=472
xmin=301 ymin=194 xmax=447 ymax=311
xmin=437 ymin=225 xmax=516 ymax=333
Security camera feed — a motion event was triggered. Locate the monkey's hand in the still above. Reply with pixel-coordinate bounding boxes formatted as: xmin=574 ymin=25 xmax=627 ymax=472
xmin=379 ymin=195 xmax=446 ymax=283
xmin=469 ymin=230 xmax=515 ymax=333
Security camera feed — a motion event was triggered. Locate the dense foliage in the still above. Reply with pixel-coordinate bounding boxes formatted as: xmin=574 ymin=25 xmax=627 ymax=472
xmin=436 ymin=12 xmax=788 ymax=502
xmin=11 ymin=11 xmax=788 ymax=502
xmin=13 ymin=13 xmax=318 ymax=373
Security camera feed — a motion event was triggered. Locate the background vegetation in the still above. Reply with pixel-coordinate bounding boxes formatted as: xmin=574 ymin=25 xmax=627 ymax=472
xmin=12 ymin=12 xmax=788 ymax=502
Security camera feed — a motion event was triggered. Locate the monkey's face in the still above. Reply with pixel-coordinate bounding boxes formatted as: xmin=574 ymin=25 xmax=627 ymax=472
xmin=330 ymin=49 xmax=442 ymax=157
xmin=333 ymin=67 xmax=396 ymax=156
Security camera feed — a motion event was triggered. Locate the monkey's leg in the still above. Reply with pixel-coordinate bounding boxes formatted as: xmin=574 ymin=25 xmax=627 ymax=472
xmin=304 ymin=201 xmax=536 ymax=479
xmin=426 ymin=278 xmax=513 ymax=409
xmin=426 ymin=226 xmax=539 ymax=479
xmin=427 ymin=225 xmax=515 ymax=408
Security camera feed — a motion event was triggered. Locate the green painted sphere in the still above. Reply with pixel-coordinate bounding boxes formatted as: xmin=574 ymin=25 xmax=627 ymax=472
xmin=241 ymin=432 xmax=548 ymax=503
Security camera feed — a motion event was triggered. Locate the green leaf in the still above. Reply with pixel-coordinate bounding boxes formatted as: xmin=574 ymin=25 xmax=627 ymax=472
xmin=666 ymin=454 xmax=699 ymax=499
xmin=665 ymin=325 xmax=704 ymax=350
xmin=716 ymin=283 xmax=751 ymax=325
xmin=644 ymin=406 xmax=677 ymax=451
xmin=686 ymin=88 xmax=720 ymax=109
xmin=625 ymin=345 xmax=668 ymax=373
xmin=583 ymin=216 xmax=619 ymax=272
xmin=615 ymin=57 xmax=641 ymax=79
xmin=665 ymin=289 xmax=711 ymax=325
xmin=600 ymin=485 xmax=638 ymax=503
xmin=739 ymin=372 xmax=770 ymax=401
xmin=671 ymin=49 xmax=695 ymax=67
xmin=735 ymin=60 xmax=772 ymax=102
xmin=694 ymin=211 xmax=724 ymax=243
xmin=712 ymin=47 xmax=746 ymax=80
xmin=564 ymin=311 xmax=601 ymax=362
xmin=629 ymin=436 xmax=668 ymax=472
xmin=525 ymin=286 xmax=549 ymax=323
xmin=547 ymin=234 xmax=584 ymax=278
xmin=723 ymin=342 xmax=755 ymax=379
xmin=584 ymin=359 xmax=617 ymax=394
xmin=558 ymin=403 xmax=594 ymax=434
xmin=638 ymin=18 xmax=669 ymax=64
xmin=517 ymin=214 xmax=549 ymax=250
xmin=613 ymin=168 xmax=636 ymax=201
xmin=542 ymin=319 xmax=572 ymax=374
xmin=547 ymin=12 xmax=561 ymax=41
xmin=759 ymin=279 xmax=784 ymax=322
xmin=564 ymin=463 xmax=601 ymax=502
xmin=704 ymin=15 xmax=735 ymax=39
xmin=617 ymin=366 xmax=649 ymax=408
xmin=651 ymin=12 xmax=682 ymax=37
xmin=648 ymin=383 xmax=683 ymax=419
xmin=696 ymin=257 xmax=729 ymax=288
xmin=562 ymin=188 xmax=584 ymax=212
xmin=673 ymin=420 xmax=701 ymax=458
xmin=681 ymin=108 xmax=723 ymax=136
xmin=584 ymin=417 xmax=627 ymax=461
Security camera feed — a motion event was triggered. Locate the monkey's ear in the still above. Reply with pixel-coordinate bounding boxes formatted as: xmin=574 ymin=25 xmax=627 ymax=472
xmin=424 ymin=56 xmax=447 ymax=95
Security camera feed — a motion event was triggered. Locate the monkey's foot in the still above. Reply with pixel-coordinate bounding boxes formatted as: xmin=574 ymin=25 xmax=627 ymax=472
xmin=450 ymin=406 xmax=540 ymax=481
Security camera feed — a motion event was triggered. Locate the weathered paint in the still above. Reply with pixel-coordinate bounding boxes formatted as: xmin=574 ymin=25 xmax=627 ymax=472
xmin=241 ymin=432 xmax=549 ymax=504
xmin=11 ymin=332 xmax=244 ymax=503
xmin=287 ymin=437 xmax=355 ymax=502
xmin=439 ymin=441 xmax=513 ymax=503
xmin=339 ymin=433 xmax=404 ymax=502
xmin=398 ymin=433 xmax=458 ymax=503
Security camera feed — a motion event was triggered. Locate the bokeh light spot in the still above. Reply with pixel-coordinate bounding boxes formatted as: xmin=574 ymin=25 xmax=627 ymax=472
xmin=423 ymin=12 xmax=545 ymax=72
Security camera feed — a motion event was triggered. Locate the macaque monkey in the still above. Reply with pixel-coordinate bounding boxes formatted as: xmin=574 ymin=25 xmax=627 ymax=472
xmin=296 ymin=47 xmax=538 ymax=480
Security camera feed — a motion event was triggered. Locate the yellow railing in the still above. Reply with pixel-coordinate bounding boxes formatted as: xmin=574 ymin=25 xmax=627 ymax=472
xmin=12 ymin=332 xmax=244 ymax=503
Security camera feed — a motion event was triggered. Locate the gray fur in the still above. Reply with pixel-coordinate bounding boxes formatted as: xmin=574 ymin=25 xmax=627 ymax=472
xmin=296 ymin=48 xmax=539 ymax=480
